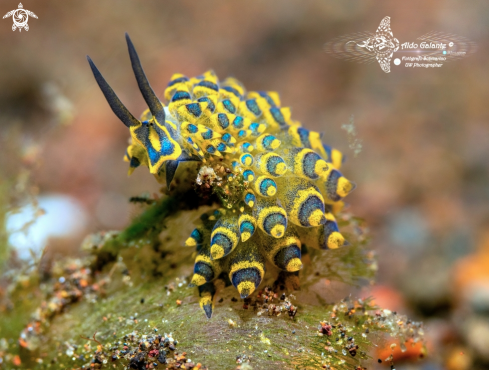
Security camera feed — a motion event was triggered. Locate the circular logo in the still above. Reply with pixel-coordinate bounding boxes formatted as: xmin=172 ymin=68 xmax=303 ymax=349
xmin=449 ymin=42 xmax=454 ymax=47
xmin=12 ymin=9 xmax=28 ymax=28
xmin=394 ymin=58 xmax=401 ymax=65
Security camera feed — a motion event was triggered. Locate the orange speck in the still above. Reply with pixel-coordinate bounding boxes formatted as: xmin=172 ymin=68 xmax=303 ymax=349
xmin=377 ymin=339 xmax=425 ymax=362
xmin=19 ymin=338 xmax=28 ymax=348
xmin=12 ymin=355 xmax=21 ymax=366
xmin=103 ymin=316 xmax=107 ymax=321
xmin=176 ymin=300 xmax=182 ymax=306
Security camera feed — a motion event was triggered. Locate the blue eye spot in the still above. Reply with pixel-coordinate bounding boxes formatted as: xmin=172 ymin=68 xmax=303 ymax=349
xmin=197 ymin=80 xmax=219 ymax=92
xmin=188 ymin=124 xmax=198 ymax=133
xmin=198 ymin=97 xmax=216 ymax=112
xmin=222 ymin=133 xmax=231 ymax=143
xmin=245 ymin=99 xmax=262 ymax=116
xmin=167 ymin=76 xmax=189 ymax=87
xmin=222 ymin=99 xmax=236 ymax=114
xmin=217 ymin=113 xmax=230 ymax=129
xmin=270 ymin=107 xmax=286 ymax=126
xmin=222 ymin=86 xmax=241 ymax=99
xmin=172 ymin=91 xmax=191 ymax=102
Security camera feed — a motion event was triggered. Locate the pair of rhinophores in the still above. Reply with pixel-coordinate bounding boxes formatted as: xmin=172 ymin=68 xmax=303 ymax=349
xmin=88 ymin=34 xmax=356 ymax=318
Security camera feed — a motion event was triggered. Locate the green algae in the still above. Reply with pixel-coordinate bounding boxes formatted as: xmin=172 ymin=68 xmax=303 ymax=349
xmin=0 ymin=197 xmax=424 ymax=370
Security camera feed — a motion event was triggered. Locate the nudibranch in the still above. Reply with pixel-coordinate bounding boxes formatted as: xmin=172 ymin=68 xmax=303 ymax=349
xmin=88 ymin=34 xmax=356 ymax=318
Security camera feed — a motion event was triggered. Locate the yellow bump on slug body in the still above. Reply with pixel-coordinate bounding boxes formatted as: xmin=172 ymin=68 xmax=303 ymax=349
xmin=198 ymin=125 xmax=221 ymax=141
xmin=254 ymin=175 xmax=277 ymax=197
xmin=255 ymin=134 xmax=281 ymax=152
xmin=248 ymin=122 xmax=267 ymax=136
xmin=253 ymin=198 xmax=287 ymax=238
xmin=210 ymin=215 xmax=240 ymax=260
xmin=247 ymin=91 xmax=281 ymax=107
xmin=259 ymin=229 xmax=302 ymax=272
xmin=286 ymin=258 xmax=303 ymax=272
xmin=164 ymin=73 xmax=191 ymax=102
xmin=180 ymin=121 xmax=204 ymax=137
xmin=191 ymin=273 xmax=207 ymax=287
xmin=185 ymin=227 xmax=205 ymax=247
xmin=319 ymin=144 xmax=345 ymax=170
xmin=254 ymin=152 xmax=287 ymax=177
xmin=217 ymin=98 xmax=239 ymax=115
xmin=239 ymin=153 xmax=254 ymax=167
xmin=243 ymin=190 xmax=256 ymax=208
xmin=202 ymin=141 xmax=222 ymax=157
xmin=296 ymin=214 xmax=346 ymax=250
xmin=238 ymin=211 xmax=257 ymax=242
xmin=185 ymin=137 xmax=205 ymax=159
xmin=167 ymin=85 xmax=192 ymax=117
xmin=199 ymin=289 xmax=213 ymax=311
xmin=227 ymin=240 xmax=266 ymax=298
xmin=198 ymin=282 xmax=216 ymax=319
xmin=221 ymin=77 xmax=245 ymax=99
xmin=230 ymin=117 xmax=252 ymax=133
xmin=208 ymin=113 xmax=249 ymax=133
xmin=337 ymin=176 xmax=356 ymax=198
xmin=220 ymin=86 xmax=243 ymax=104
xmin=262 ymin=106 xmax=291 ymax=130
xmin=221 ymin=132 xmax=236 ymax=145
xmin=236 ymin=129 xmax=253 ymax=140
xmin=238 ymin=142 xmax=254 ymax=153
xmin=287 ymin=125 xmax=322 ymax=152
xmin=276 ymin=177 xmax=326 ymax=227
xmin=176 ymin=101 xmax=211 ymax=124
xmin=318 ymin=168 xmax=356 ymax=202
xmin=190 ymin=243 xmax=222 ymax=287
xmin=193 ymin=75 xmax=220 ymax=100
xmin=239 ymin=98 xmax=266 ymax=121
xmin=205 ymin=138 xmax=233 ymax=154
xmin=330 ymin=148 xmax=344 ymax=170
xmin=242 ymin=169 xmax=255 ymax=182
xmin=280 ymin=147 xmax=329 ymax=180
xmin=188 ymin=70 xmax=215 ymax=86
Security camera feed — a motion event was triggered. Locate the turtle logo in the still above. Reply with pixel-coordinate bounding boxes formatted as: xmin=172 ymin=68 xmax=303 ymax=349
xmin=348 ymin=17 xmax=399 ymax=73
xmin=3 ymin=3 xmax=38 ymax=32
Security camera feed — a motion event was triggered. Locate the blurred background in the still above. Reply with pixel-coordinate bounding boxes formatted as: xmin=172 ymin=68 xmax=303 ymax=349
xmin=1 ymin=0 xmax=488 ymax=368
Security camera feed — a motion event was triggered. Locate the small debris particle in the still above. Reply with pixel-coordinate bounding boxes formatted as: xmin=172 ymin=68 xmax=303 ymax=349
xmin=318 ymin=322 xmax=332 ymax=336
xmin=259 ymin=332 xmax=271 ymax=345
